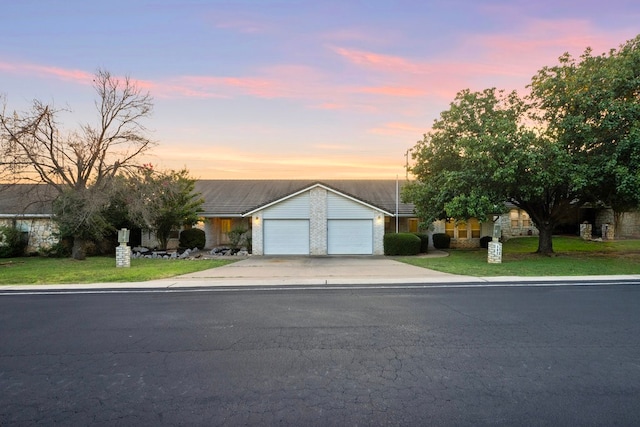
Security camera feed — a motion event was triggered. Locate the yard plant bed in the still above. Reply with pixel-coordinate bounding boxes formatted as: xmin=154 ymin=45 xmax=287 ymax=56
xmin=400 ymin=236 xmax=640 ymax=276
xmin=0 ymin=257 xmax=236 ymax=285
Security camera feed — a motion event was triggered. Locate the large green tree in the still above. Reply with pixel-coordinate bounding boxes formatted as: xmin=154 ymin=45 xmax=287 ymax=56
xmin=404 ymin=35 xmax=640 ymax=254
xmin=0 ymin=69 xmax=154 ymax=259
xmin=529 ymin=36 xmax=640 ymax=236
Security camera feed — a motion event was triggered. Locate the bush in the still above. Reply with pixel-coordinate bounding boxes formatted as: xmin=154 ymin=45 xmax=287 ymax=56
xmin=413 ymin=233 xmax=429 ymax=253
xmin=384 ymin=233 xmax=421 ymax=256
xmin=227 ymin=227 xmax=248 ymax=248
xmin=179 ymin=228 xmax=206 ymax=249
xmin=432 ymin=233 xmax=451 ymax=249
xmin=0 ymin=225 xmax=27 ymax=258
xmin=480 ymin=235 xmax=492 ymax=249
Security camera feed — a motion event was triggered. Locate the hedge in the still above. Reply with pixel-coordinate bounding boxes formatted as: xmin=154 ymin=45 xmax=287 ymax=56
xmin=432 ymin=233 xmax=451 ymax=249
xmin=384 ymin=233 xmax=421 ymax=256
xmin=179 ymin=228 xmax=206 ymax=249
xmin=413 ymin=233 xmax=429 ymax=253
xmin=480 ymin=235 xmax=492 ymax=249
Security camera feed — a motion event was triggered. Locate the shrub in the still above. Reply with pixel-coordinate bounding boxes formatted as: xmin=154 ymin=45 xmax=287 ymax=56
xmin=227 ymin=227 xmax=248 ymax=248
xmin=480 ymin=235 xmax=492 ymax=249
xmin=384 ymin=233 xmax=421 ymax=256
xmin=432 ymin=233 xmax=451 ymax=249
xmin=179 ymin=228 xmax=206 ymax=249
xmin=0 ymin=225 xmax=27 ymax=258
xmin=412 ymin=233 xmax=429 ymax=253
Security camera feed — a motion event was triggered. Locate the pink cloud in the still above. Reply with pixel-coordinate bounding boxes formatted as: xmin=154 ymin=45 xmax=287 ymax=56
xmin=0 ymin=61 xmax=94 ymax=85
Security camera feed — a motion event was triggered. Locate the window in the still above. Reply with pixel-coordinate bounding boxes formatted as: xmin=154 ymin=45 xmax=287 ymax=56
xmin=408 ymin=218 xmax=419 ymax=233
xmin=522 ymin=212 xmax=531 ymax=227
xmin=510 ymin=209 xmax=519 ymax=227
xmin=469 ymin=218 xmax=481 ymax=238
xmin=458 ymin=221 xmax=468 ymax=238
xmin=445 ymin=220 xmax=454 ymax=237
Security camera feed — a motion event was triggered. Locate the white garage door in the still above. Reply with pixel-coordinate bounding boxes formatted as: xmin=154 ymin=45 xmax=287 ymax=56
xmin=263 ymin=220 xmax=310 ymax=255
xmin=328 ymin=219 xmax=373 ymax=255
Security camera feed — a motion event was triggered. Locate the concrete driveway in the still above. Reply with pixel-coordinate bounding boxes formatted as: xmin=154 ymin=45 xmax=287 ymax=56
xmin=171 ymin=254 xmax=473 ymax=286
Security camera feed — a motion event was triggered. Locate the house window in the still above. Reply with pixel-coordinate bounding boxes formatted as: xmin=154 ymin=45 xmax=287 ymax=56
xmin=408 ymin=218 xmax=419 ymax=233
xmin=510 ymin=209 xmax=519 ymax=227
xmin=458 ymin=221 xmax=468 ymax=238
xmin=469 ymin=218 xmax=481 ymax=238
xmin=522 ymin=212 xmax=531 ymax=227
xmin=445 ymin=220 xmax=454 ymax=237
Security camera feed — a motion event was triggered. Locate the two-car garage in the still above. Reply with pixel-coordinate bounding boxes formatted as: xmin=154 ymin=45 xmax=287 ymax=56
xmin=248 ymin=184 xmax=387 ymax=256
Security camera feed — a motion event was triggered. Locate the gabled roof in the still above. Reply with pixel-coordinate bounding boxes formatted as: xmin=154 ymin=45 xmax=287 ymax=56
xmin=243 ymin=182 xmax=394 ymax=216
xmin=194 ymin=179 xmax=415 ymax=217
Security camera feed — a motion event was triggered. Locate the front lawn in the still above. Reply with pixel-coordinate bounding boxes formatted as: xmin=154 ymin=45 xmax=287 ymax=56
xmin=0 ymin=257 xmax=236 ymax=285
xmin=399 ymin=236 xmax=640 ymax=276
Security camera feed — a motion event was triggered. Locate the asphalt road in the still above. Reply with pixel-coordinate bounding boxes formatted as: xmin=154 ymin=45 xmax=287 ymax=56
xmin=1 ymin=283 xmax=639 ymax=426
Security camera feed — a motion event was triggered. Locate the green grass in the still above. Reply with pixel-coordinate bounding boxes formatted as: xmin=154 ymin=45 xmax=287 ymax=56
xmin=399 ymin=236 xmax=640 ymax=276
xmin=0 ymin=257 xmax=236 ymax=285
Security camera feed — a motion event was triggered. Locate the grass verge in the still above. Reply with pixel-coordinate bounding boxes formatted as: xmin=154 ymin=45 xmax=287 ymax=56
xmin=0 ymin=257 xmax=236 ymax=285
xmin=399 ymin=236 xmax=640 ymax=276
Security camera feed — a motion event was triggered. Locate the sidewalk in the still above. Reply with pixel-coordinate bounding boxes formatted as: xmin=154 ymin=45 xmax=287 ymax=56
xmin=2 ymin=254 xmax=639 ymax=291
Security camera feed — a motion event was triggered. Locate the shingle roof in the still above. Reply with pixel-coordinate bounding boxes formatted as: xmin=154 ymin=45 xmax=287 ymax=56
xmin=0 ymin=184 xmax=56 ymax=216
xmin=0 ymin=180 xmax=417 ymax=217
xmin=194 ymin=180 xmax=415 ymax=217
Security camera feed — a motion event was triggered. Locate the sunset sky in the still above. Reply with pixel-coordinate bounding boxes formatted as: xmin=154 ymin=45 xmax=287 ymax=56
xmin=2 ymin=1 xmax=639 ymax=179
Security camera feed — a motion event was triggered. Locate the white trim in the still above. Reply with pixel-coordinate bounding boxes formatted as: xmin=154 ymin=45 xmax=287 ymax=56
xmin=0 ymin=214 xmax=52 ymax=218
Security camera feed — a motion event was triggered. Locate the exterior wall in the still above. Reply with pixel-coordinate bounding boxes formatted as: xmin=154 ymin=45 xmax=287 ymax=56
xmin=251 ymin=213 xmax=264 ymax=255
xmin=500 ymin=209 xmax=539 ymax=239
xmin=0 ymin=217 xmax=58 ymax=253
xmin=432 ymin=219 xmax=486 ymax=249
xmin=595 ymin=209 xmax=640 ymax=239
xmin=309 ymin=187 xmax=328 ymax=255
xmin=373 ymin=215 xmax=385 ymax=255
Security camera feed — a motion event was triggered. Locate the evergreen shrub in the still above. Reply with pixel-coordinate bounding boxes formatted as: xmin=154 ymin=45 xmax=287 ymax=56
xmin=179 ymin=228 xmax=206 ymax=249
xmin=384 ymin=233 xmax=421 ymax=256
xmin=412 ymin=233 xmax=429 ymax=253
xmin=432 ymin=233 xmax=451 ymax=249
xmin=0 ymin=226 xmax=27 ymax=258
xmin=480 ymin=236 xmax=492 ymax=249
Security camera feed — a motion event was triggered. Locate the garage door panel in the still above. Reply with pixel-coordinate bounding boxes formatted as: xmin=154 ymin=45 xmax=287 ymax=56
xmin=264 ymin=220 xmax=309 ymax=255
xmin=328 ymin=220 xmax=372 ymax=255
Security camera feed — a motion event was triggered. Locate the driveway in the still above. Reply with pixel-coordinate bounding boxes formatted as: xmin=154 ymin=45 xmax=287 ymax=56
xmin=170 ymin=254 xmax=473 ymax=286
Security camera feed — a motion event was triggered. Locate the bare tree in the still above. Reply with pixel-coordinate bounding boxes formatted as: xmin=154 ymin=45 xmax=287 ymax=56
xmin=0 ymin=69 xmax=155 ymax=259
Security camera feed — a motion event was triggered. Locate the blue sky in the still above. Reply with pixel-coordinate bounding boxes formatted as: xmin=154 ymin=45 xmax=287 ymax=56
xmin=2 ymin=1 xmax=638 ymax=179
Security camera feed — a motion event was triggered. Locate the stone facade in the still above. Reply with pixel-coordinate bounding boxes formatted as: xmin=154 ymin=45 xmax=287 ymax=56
xmin=0 ymin=217 xmax=58 ymax=253
xmin=309 ymin=187 xmax=328 ymax=255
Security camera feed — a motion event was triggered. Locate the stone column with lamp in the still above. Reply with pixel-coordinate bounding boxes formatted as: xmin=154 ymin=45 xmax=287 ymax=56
xmin=116 ymin=228 xmax=131 ymax=268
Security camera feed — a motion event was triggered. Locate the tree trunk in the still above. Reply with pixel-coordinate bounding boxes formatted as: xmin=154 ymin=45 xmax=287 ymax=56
xmin=72 ymin=237 xmax=87 ymax=260
xmin=536 ymin=224 xmax=554 ymax=255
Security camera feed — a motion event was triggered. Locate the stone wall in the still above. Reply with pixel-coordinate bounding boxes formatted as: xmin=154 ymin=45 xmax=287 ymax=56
xmin=0 ymin=217 xmax=58 ymax=253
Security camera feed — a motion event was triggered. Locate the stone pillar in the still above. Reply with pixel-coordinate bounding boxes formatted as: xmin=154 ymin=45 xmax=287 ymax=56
xmin=488 ymin=241 xmax=502 ymax=264
xmin=601 ymin=223 xmax=615 ymax=240
xmin=116 ymin=244 xmax=131 ymax=268
xmin=488 ymin=222 xmax=502 ymax=263
xmin=580 ymin=223 xmax=592 ymax=240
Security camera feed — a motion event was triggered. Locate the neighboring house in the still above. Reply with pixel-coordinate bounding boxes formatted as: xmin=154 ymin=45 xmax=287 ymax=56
xmin=0 ymin=185 xmax=58 ymax=253
xmin=1 ymin=180 xmax=637 ymax=255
